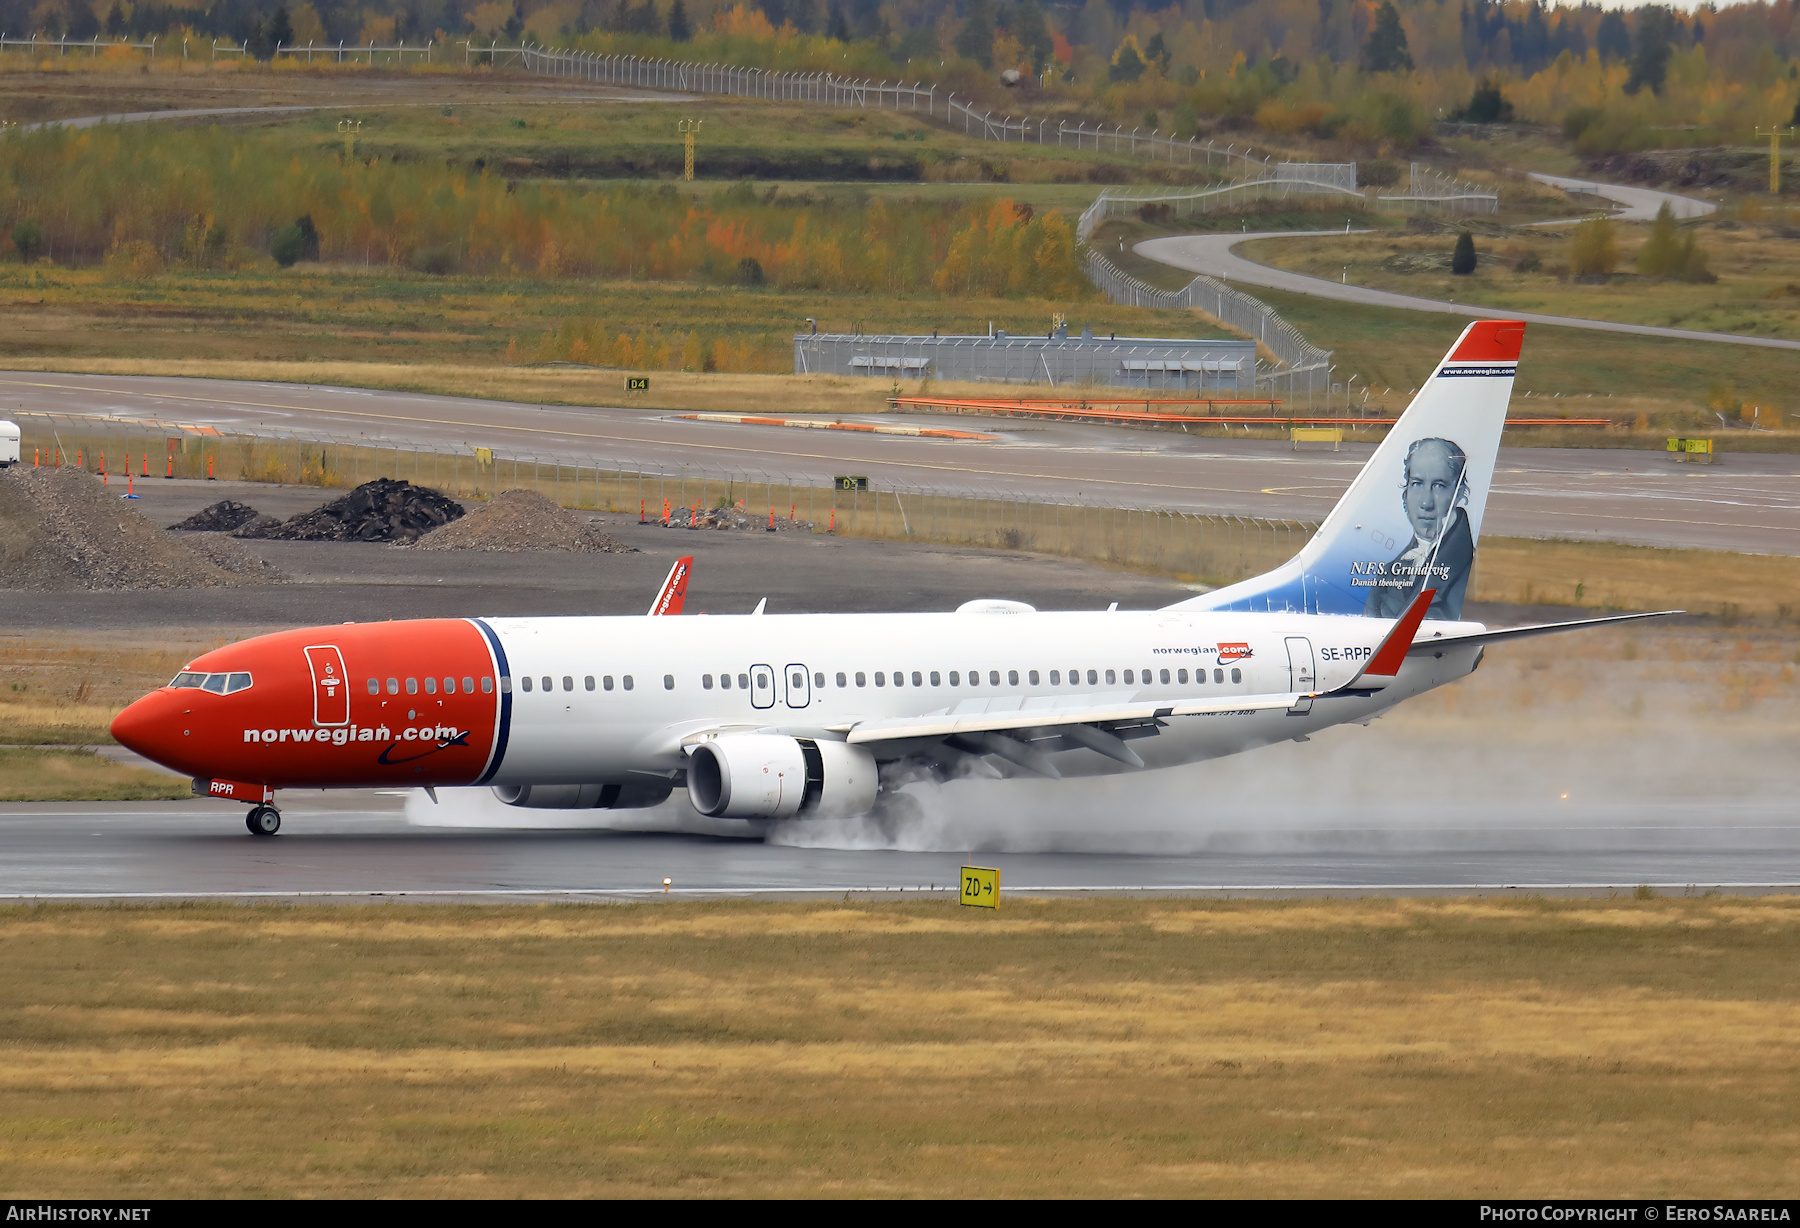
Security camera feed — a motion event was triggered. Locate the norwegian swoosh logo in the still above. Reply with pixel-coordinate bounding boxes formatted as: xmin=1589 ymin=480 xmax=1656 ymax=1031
xmin=377 ymin=729 xmax=471 ymax=765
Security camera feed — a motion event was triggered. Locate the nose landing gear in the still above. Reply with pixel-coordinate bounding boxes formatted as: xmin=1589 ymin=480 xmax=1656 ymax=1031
xmin=246 ymin=805 xmax=282 ymax=837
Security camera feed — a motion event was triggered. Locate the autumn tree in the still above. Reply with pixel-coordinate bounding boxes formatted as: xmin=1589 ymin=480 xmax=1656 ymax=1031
xmin=1570 ymin=217 xmax=1618 ymax=277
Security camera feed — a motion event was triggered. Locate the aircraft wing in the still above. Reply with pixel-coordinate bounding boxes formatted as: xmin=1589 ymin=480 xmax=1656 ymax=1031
xmin=838 ymin=693 xmax=1306 ymax=746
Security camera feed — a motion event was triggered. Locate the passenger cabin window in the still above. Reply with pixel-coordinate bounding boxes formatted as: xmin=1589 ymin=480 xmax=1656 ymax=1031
xmin=1104 ymin=670 xmax=1116 ymax=685
xmin=541 ymin=676 xmax=551 ymax=692
xmin=814 ymin=672 xmax=825 ymax=688
xmin=988 ymin=670 xmax=1000 ymax=686
xmin=703 ymin=674 xmax=714 ymax=690
xmin=1049 ymin=670 xmax=1060 ymax=685
xmin=366 ymin=678 xmax=379 ymax=695
xmin=406 ymin=678 xmax=419 ymax=695
xmin=387 ymin=678 xmax=400 ymax=695
xmin=1123 ymin=670 xmax=1133 ymax=685
xmin=1231 ymin=668 xmax=1242 ymax=684
xmin=623 ymin=676 xmax=634 ymax=691
xmin=836 ymin=672 xmax=847 ymax=688
xmin=500 ymin=677 xmax=512 ymax=694
xmin=1086 ymin=670 xmax=1097 ymax=685
xmin=737 ymin=674 xmax=749 ymax=690
xmin=752 ymin=674 xmax=764 ymax=691
xmin=1178 ymin=669 xmax=1188 ymax=684
xmin=875 ymin=672 xmax=885 ymax=687
xmin=664 ymin=675 xmax=675 ymax=690
xmin=855 ymin=672 xmax=866 ymax=687
xmin=1028 ymin=670 xmax=1039 ymax=685
xmin=720 ymin=674 xmax=731 ymax=690
xmin=584 ymin=676 xmax=594 ymax=691
xmin=1214 ymin=668 xmax=1224 ymax=683
xmin=563 ymin=676 xmax=574 ymax=692
xmin=481 ymin=677 xmax=494 ymax=694
xmin=603 ymin=676 xmax=614 ymax=691
xmin=1007 ymin=670 xmax=1019 ymax=686
xmin=949 ymin=671 xmax=960 ymax=686
xmin=912 ymin=671 xmax=922 ymax=687
xmin=1160 ymin=669 xmax=1170 ymax=684
xmin=930 ymin=671 xmax=940 ymax=686
xmin=520 ymin=676 xmax=533 ymax=692
xmin=444 ymin=677 xmax=456 ymax=694
xmin=424 ymin=677 xmax=437 ymax=694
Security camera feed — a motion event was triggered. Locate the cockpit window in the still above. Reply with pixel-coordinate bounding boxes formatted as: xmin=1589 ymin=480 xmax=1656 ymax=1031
xmin=170 ymin=671 xmax=253 ymax=693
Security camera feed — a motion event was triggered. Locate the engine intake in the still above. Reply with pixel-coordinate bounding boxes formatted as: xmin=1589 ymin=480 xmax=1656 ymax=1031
xmin=687 ymin=734 xmax=876 ymax=820
xmin=492 ymin=781 xmax=673 ymax=810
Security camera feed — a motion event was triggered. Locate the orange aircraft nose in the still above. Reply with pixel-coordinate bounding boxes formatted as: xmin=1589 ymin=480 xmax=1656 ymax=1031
xmin=111 ymin=690 xmax=194 ymax=775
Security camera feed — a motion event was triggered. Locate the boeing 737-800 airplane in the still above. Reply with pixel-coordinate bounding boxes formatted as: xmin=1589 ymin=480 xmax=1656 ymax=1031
xmin=111 ymin=320 xmax=1670 ymax=835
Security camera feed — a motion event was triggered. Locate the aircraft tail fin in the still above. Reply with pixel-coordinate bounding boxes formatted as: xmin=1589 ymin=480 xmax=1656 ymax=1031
xmin=1168 ymin=319 xmax=1524 ymax=621
xmin=648 ymin=556 xmax=693 ymax=616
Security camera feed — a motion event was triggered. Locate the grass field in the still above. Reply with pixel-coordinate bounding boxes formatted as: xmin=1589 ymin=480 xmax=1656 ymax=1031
xmin=0 ymin=746 xmax=187 ymax=801
xmin=0 ymin=264 xmax=1203 ymax=370
xmin=1 ymin=896 xmax=1797 ymax=1196
xmin=1250 ymin=285 xmax=1798 ymax=429
xmin=1244 ymin=221 xmax=1800 ymax=347
xmin=0 ymin=634 xmax=219 ymax=745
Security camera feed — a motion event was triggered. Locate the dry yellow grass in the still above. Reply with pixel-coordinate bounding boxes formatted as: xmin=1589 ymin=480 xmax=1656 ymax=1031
xmin=1 ymin=896 xmax=1798 ymax=1197
xmin=0 ymin=356 xmax=999 ymax=419
xmin=0 ymin=746 xmax=187 ymax=801
xmin=1473 ymin=537 xmax=1800 ymax=622
xmin=0 ymin=634 xmax=233 ymax=744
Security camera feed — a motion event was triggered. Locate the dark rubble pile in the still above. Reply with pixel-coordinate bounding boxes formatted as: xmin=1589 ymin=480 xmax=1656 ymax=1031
xmin=235 ymin=478 xmax=464 ymax=543
xmin=406 ymin=488 xmax=637 ymax=553
xmin=663 ymin=503 xmax=814 ymax=532
xmin=168 ymin=499 xmax=263 ymax=532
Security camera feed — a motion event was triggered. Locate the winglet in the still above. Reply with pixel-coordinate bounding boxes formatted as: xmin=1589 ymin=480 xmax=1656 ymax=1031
xmin=647 ymin=556 xmax=692 ymax=616
xmin=1360 ymin=587 xmax=1436 ymax=680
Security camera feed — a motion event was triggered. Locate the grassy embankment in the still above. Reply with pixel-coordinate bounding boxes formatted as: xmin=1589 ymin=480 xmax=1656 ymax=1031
xmin=1098 ymin=205 xmax=1800 ymax=439
xmin=0 ymin=637 xmax=201 ymax=797
xmin=2 ymin=896 xmax=1799 ymax=1197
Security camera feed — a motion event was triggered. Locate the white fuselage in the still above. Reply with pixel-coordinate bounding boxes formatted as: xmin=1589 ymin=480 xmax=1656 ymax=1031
xmin=485 ymin=608 xmax=1485 ymax=784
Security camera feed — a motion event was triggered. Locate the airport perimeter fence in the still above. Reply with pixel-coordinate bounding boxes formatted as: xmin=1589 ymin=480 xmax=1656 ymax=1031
xmin=15 ymin=416 xmax=1317 ymax=587
xmin=1081 ymin=252 xmax=1332 ymax=402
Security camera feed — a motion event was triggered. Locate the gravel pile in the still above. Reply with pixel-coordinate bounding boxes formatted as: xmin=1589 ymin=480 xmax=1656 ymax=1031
xmin=664 ymin=504 xmax=814 ymax=532
xmin=0 ymin=467 xmax=282 ymax=590
xmin=168 ymin=499 xmax=264 ymax=532
xmin=407 ymin=489 xmax=637 ymax=553
xmin=235 ymin=478 xmax=464 ymax=543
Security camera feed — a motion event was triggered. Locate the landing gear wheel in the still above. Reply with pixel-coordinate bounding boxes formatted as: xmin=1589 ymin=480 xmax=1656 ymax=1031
xmin=246 ymin=805 xmax=281 ymax=837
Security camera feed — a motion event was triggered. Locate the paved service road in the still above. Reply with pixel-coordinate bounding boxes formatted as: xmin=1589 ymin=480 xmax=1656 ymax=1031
xmin=1136 ymin=232 xmax=1800 ymax=352
xmin=7 ymin=370 xmax=1800 ymax=555
xmin=2 ymin=795 xmax=1794 ymax=899
xmin=1529 ymin=172 xmax=1717 ymax=222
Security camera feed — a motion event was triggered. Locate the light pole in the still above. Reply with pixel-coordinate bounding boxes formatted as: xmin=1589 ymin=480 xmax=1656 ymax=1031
xmin=677 ymin=118 xmax=702 ymax=182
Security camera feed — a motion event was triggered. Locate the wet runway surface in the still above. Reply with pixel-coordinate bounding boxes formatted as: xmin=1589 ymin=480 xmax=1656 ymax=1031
xmin=8 ymin=370 xmax=1799 ymax=554
xmin=5 ymin=795 xmax=1796 ymax=900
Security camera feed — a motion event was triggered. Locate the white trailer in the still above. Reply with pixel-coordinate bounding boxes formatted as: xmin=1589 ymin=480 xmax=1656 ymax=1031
xmin=0 ymin=420 xmax=18 ymax=467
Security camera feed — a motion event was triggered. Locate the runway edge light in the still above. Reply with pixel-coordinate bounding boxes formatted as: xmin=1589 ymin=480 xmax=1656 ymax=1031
xmin=961 ymin=866 xmax=999 ymax=910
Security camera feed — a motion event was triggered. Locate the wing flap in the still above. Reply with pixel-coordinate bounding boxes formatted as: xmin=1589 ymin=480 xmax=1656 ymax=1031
xmin=844 ymin=692 xmax=1304 ymax=745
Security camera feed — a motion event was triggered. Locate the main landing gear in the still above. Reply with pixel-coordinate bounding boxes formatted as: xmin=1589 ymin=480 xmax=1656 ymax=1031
xmin=246 ymin=805 xmax=282 ymax=837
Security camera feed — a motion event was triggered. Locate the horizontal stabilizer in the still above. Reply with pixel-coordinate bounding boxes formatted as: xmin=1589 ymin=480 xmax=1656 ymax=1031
xmin=1407 ymin=609 xmax=1683 ymax=653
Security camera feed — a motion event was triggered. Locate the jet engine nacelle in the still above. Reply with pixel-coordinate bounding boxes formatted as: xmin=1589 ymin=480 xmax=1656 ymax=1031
xmin=686 ymin=734 xmax=877 ymax=820
xmin=492 ymin=781 xmax=674 ymax=810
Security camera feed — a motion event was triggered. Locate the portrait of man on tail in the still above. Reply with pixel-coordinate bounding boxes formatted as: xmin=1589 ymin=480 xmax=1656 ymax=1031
xmin=1363 ymin=437 xmax=1475 ymax=620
